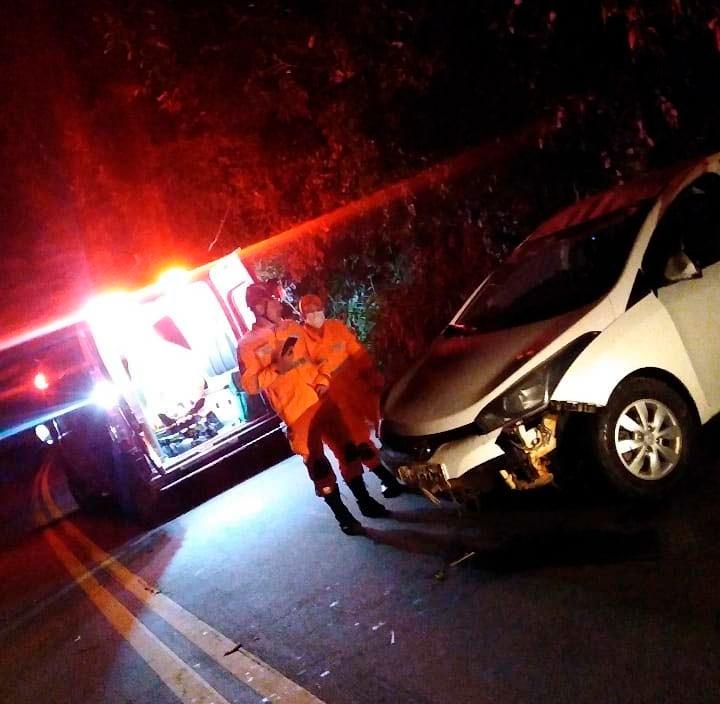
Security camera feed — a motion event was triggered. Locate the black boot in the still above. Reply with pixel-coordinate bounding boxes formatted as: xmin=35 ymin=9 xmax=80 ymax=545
xmin=323 ymin=487 xmax=365 ymax=535
xmin=347 ymin=476 xmax=390 ymax=518
xmin=371 ymin=464 xmax=405 ymax=498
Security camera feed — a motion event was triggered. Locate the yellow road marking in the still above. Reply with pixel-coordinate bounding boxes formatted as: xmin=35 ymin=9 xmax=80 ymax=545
xmin=38 ymin=463 xmax=231 ymax=704
xmin=41 ymin=462 xmax=327 ymax=704
xmin=31 ymin=458 xmax=51 ymax=527
xmin=43 ymin=529 xmax=231 ymax=703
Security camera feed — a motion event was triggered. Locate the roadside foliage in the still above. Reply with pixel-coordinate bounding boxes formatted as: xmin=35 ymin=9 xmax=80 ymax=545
xmin=3 ymin=1 xmax=720 ymax=377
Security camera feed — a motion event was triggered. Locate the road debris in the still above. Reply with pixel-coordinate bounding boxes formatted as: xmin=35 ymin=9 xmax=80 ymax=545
xmin=329 ymin=601 xmax=339 ymax=607
xmin=449 ymin=551 xmax=476 ymax=567
xmin=390 ymin=630 xmax=395 ymax=644
xmin=371 ymin=621 xmax=386 ymax=631
xmin=223 ymin=642 xmax=243 ymax=656
xmin=320 ymin=670 xmax=330 ymax=678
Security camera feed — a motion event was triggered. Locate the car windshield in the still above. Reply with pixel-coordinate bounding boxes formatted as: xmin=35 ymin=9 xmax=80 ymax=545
xmin=455 ymin=203 xmax=651 ymax=332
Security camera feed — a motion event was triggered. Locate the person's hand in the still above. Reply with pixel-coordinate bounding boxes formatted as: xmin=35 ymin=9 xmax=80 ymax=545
xmin=275 ymin=349 xmax=296 ymax=374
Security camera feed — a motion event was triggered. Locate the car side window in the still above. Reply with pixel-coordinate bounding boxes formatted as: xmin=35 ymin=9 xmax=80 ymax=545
xmin=643 ymin=172 xmax=720 ymax=288
xmin=683 ymin=173 xmax=720 ymax=268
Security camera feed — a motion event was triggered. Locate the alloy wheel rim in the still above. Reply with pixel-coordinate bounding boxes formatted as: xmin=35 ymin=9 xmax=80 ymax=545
xmin=613 ymin=398 xmax=682 ymax=480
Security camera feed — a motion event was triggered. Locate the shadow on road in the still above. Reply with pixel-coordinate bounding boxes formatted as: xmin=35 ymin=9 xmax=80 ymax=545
xmin=365 ymin=520 xmax=660 ymax=571
xmin=464 ymin=527 xmax=660 ymax=572
xmin=388 ymin=505 xmax=464 ymax=524
xmin=365 ymin=525 xmax=465 ymax=558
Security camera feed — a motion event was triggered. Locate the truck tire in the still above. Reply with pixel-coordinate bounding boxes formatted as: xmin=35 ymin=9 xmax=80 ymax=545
xmin=64 ymin=467 xmax=111 ymax=512
xmin=57 ymin=411 xmax=116 ymax=513
xmin=112 ymin=448 xmax=159 ymax=524
xmin=594 ymin=377 xmax=697 ymax=497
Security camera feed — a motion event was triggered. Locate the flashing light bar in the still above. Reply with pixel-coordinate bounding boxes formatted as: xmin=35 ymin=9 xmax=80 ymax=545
xmin=157 ymin=266 xmax=190 ymax=289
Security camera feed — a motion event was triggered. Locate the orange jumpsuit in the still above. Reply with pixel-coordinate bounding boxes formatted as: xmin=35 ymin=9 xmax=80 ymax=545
xmin=238 ymin=320 xmax=360 ymax=495
xmin=303 ymin=319 xmax=384 ymax=471
xmin=238 ymin=320 xmax=317 ymax=426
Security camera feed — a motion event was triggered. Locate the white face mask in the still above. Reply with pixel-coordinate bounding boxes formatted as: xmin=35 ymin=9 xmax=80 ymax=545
xmin=305 ymin=311 xmax=325 ymax=329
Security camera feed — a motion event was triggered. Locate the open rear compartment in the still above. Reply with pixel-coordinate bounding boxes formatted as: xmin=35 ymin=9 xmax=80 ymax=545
xmin=88 ymin=269 xmax=268 ymax=469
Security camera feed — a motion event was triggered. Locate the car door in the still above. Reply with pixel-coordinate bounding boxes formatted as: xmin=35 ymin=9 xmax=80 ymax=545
xmin=642 ymin=171 xmax=720 ymax=412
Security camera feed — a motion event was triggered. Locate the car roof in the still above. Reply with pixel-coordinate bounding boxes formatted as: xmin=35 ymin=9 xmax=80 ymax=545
xmin=527 ymin=154 xmax=717 ymax=242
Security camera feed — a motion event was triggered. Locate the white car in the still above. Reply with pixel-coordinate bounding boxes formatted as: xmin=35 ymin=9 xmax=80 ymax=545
xmin=380 ymin=153 xmax=720 ymax=499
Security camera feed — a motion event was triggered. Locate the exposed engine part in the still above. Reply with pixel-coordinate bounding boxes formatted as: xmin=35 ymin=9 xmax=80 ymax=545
xmin=499 ymin=412 xmax=559 ymax=490
xmin=527 ymin=413 xmax=558 ymax=472
xmin=420 ymin=487 xmax=443 ymax=505
xmin=398 ymin=462 xmax=450 ymax=497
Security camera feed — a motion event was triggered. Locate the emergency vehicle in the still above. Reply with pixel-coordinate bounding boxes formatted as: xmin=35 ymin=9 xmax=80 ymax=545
xmin=0 ymin=252 xmax=282 ymax=519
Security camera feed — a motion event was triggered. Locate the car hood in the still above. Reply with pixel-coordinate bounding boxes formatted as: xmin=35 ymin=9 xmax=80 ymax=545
xmin=383 ymin=308 xmax=589 ymax=436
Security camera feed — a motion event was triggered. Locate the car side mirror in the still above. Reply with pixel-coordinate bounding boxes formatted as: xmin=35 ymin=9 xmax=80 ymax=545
xmin=664 ymin=251 xmax=702 ymax=283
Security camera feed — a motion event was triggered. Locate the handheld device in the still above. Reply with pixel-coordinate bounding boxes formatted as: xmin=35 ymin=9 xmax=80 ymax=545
xmin=281 ymin=336 xmax=298 ymax=356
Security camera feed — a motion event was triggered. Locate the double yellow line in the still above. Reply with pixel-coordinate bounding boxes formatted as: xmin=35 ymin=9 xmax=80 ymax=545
xmin=34 ymin=459 xmax=325 ymax=704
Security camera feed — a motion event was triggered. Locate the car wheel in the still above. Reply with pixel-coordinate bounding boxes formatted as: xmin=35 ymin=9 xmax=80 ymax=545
xmin=594 ymin=377 xmax=697 ymax=497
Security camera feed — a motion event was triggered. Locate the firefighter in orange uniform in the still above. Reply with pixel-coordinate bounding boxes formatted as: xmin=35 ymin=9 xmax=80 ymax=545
xmin=299 ymin=294 xmax=405 ymax=499
xmin=238 ymin=283 xmax=371 ymax=535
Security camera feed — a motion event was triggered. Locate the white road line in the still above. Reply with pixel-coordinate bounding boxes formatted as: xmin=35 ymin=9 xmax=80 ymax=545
xmin=41 ymin=462 xmax=327 ymax=704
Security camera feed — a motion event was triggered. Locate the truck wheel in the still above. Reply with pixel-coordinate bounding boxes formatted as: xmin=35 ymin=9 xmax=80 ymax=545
xmin=65 ymin=472 xmax=109 ymax=512
xmin=58 ymin=450 xmax=112 ymax=513
xmin=112 ymin=450 xmax=159 ymax=524
xmin=56 ymin=412 xmax=115 ymax=513
xmin=594 ymin=377 xmax=697 ymax=497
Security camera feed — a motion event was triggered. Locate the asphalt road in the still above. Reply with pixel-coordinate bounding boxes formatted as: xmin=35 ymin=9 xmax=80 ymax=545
xmin=1 ymin=432 xmax=720 ymax=704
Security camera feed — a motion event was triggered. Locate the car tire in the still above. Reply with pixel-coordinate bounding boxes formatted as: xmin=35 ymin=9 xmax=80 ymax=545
xmin=594 ymin=377 xmax=697 ymax=497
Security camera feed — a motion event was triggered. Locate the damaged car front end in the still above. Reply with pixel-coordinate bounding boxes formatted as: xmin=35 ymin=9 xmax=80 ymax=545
xmin=380 ymin=333 xmax=600 ymax=501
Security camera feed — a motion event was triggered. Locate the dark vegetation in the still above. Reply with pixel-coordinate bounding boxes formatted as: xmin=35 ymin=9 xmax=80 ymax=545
xmin=2 ymin=1 xmax=720 ymax=377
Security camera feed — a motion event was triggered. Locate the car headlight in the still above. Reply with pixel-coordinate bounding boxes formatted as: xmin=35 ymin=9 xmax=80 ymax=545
xmin=475 ymin=333 xmax=598 ymax=433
